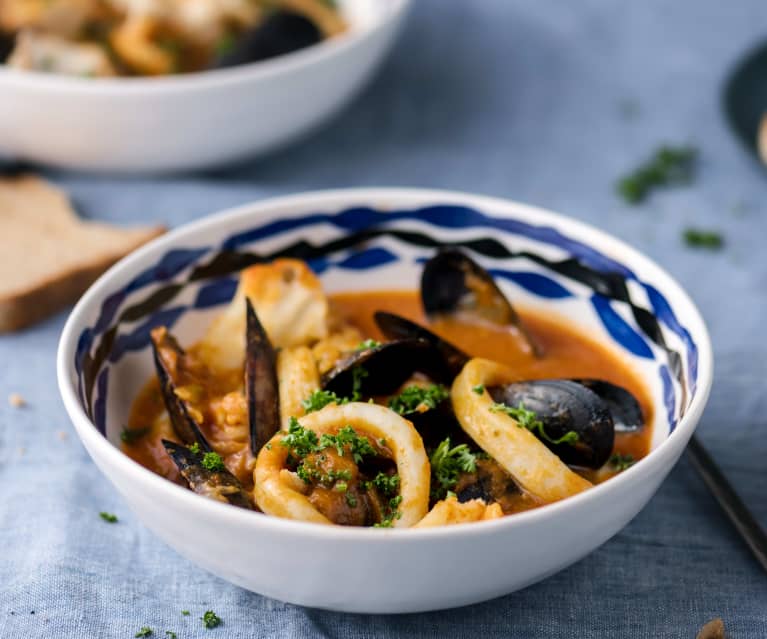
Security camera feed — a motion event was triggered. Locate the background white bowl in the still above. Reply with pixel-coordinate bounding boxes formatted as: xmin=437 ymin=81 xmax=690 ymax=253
xmin=0 ymin=0 xmax=409 ymax=173
xmin=57 ymin=188 xmax=713 ymax=613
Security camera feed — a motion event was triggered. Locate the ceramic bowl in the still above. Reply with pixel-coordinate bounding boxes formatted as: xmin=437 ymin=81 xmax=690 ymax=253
xmin=57 ymin=188 xmax=713 ymax=613
xmin=0 ymin=0 xmax=409 ymax=173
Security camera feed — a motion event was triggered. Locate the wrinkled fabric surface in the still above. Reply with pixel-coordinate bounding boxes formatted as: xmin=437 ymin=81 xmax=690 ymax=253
xmin=2 ymin=0 xmax=767 ymax=636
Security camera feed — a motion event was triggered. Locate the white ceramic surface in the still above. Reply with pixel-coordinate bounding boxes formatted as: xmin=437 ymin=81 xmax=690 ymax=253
xmin=57 ymin=188 xmax=713 ymax=613
xmin=0 ymin=0 xmax=409 ymax=173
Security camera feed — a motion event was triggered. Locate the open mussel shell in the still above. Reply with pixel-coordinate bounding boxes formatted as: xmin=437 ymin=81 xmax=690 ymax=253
xmin=322 ymin=338 xmax=445 ymax=398
xmin=421 ymin=248 xmax=542 ymax=356
xmin=213 ymin=10 xmax=321 ymax=69
xmin=487 ymin=380 xmax=615 ymax=469
xmin=575 ymin=379 xmax=644 ymax=433
xmin=150 ymin=328 xmax=212 ymax=452
xmin=162 ymin=440 xmax=253 ymax=510
xmin=245 ymin=299 xmax=280 ymax=455
xmin=374 ymin=311 xmax=470 ymax=380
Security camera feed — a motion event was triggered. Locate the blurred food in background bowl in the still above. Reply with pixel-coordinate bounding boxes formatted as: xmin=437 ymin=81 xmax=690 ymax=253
xmin=0 ymin=0 xmax=410 ymax=172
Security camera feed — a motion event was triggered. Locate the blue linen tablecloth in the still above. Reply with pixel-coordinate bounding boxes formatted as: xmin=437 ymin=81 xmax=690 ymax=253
xmin=2 ymin=1 xmax=767 ymax=636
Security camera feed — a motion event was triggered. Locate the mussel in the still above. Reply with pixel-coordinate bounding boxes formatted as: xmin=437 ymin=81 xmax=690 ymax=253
xmin=321 ymin=338 xmax=448 ymax=398
xmin=421 ymin=248 xmax=543 ymax=357
xmin=151 ymin=326 xmax=212 ymax=452
xmin=245 ymin=298 xmax=280 ymax=454
xmin=150 ymin=299 xmax=281 ymax=508
xmin=162 ymin=440 xmax=253 ymax=510
xmin=213 ymin=11 xmax=321 ymax=69
xmin=487 ymin=380 xmax=615 ymax=468
xmin=374 ymin=311 xmax=470 ymax=379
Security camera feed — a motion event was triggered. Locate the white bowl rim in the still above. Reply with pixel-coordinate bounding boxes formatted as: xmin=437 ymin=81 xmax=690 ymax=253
xmin=57 ymin=186 xmax=714 ymax=542
xmin=0 ymin=0 xmax=410 ymax=94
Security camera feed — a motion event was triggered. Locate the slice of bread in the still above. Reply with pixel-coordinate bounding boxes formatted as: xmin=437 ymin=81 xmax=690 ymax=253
xmin=0 ymin=175 xmax=165 ymax=332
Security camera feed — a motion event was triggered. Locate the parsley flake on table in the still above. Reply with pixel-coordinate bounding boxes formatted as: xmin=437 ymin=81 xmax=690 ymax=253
xmin=388 ymin=384 xmax=449 ymax=415
xmin=617 ymin=145 xmax=698 ymax=204
xmin=201 ymin=610 xmax=221 ymax=629
xmin=135 ymin=628 xmax=153 ymax=638
xmin=181 ymin=610 xmax=190 ymax=616
xmin=165 ymin=632 xmax=177 ymax=639
xmin=99 ymin=512 xmax=118 ymax=523
xmin=683 ymin=228 xmax=724 ymax=249
xmin=490 ymin=402 xmax=579 ymax=446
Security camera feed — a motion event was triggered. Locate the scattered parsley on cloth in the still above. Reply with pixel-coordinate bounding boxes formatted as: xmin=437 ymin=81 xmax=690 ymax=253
xmin=617 ymin=145 xmax=698 ymax=204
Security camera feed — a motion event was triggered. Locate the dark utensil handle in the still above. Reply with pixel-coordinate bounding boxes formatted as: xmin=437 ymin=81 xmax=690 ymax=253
xmin=686 ymin=434 xmax=767 ymax=573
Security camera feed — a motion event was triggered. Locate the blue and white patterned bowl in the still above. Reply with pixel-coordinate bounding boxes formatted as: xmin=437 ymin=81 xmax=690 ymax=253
xmin=57 ymin=188 xmax=713 ymax=613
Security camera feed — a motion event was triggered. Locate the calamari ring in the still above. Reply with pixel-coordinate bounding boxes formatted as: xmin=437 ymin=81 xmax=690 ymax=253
xmin=254 ymin=402 xmax=430 ymax=527
xmin=276 ymin=346 xmax=320 ymax=430
xmin=452 ymin=358 xmax=592 ymax=503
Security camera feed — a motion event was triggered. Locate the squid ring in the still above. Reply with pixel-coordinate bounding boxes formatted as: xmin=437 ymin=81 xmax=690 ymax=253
xmin=254 ymin=402 xmax=430 ymax=527
xmin=452 ymin=358 xmax=592 ymax=503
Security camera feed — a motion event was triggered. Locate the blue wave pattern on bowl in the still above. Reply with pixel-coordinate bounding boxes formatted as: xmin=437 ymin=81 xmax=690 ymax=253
xmin=73 ymin=204 xmax=697 ymax=438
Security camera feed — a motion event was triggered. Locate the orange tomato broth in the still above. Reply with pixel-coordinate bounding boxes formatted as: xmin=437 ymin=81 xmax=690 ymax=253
xmin=126 ymin=290 xmax=652 ymax=488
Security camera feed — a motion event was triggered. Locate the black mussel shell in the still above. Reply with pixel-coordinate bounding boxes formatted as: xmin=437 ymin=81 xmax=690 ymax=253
xmin=487 ymin=380 xmax=615 ymax=468
xmin=421 ymin=248 xmax=542 ymax=356
xmin=245 ymin=299 xmax=280 ymax=455
xmin=162 ymin=440 xmax=253 ymax=510
xmin=0 ymin=31 xmax=14 ymax=63
xmin=374 ymin=311 xmax=470 ymax=381
xmin=213 ymin=11 xmax=321 ymax=69
xmin=454 ymin=459 xmax=522 ymax=510
xmin=150 ymin=327 xmax=212 ymax=452
xmin=322 ymin=339 xmax=445 ymax=398
xmin=575 ymin=379 xmax=644 ymax=433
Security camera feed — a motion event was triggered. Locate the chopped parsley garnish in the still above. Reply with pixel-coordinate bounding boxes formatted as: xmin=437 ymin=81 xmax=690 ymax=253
xmin=429 ymin=438 xmax=477 ymax=500
xmin=683 ymin=228 xmax=724 ymax=249
xmin=201 ymin=452 xmax=226 ymax=472
xmin=609 ymin=453 xmax=636 ymax=471
xmin=99 ymin=512 xmax=118 ymax=523
xmin=335 ymin=481 xmax=348 ymax=493
xmin=181 ymin=611 xmax=190 ymax=616
xmin=188 ymin=442 xmax=201 ymax=455
xmin=350 ymin=366 xmax=369 ymax=401
xmin=301 ymin=389 xmax=348 ymax=413
xmin=121 ymin=425 xmax=150 ymax=444
xmin=282 ymin=417 xmax=319 ymax=457
xmin=319 ymin=426 xmax=377 ymax=464
xmin=135 ymin=628 xmax=153 ymax=638
xmin=388 ymin=384 xmax=449 ymax=415
xmin=365 ymin=472 xmax=400 ymax=496
xmin=490 ymin=402 xmax=579 ymax=446
xmin=282 ymin=420 xmax=377 ymax=467
xmin=472 ymin=384 xmax=485 ymax=395
xmin=201 ymin=610 xmax=221 ymax=629
xmin=345 ymin=493 xmax=358 ymax=507
xmin=617 ymin=145 xmax=698 ymax=204
xmin=356 ymin=339 xmax=381 ymax=351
